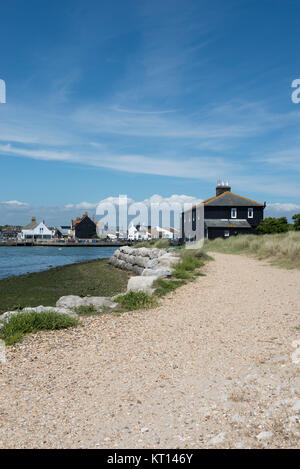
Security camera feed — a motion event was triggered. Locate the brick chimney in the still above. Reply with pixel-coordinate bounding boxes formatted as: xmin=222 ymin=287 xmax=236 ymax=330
xmin=216 ymin=180 xmax=231 ymax=197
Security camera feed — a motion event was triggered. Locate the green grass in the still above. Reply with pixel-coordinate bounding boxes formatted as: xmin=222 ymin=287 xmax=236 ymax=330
xmin=153 ymin=278 xmax=186 ymax=297
xmin=114 ymin=291 xmax=158 ymax=311
xmin=204 ymin=231 xmax=300 ymax=269
xmin=0 ymin=311 xmax=78 ymax=345
xmin=72 ymin=304 xmax=101 ymax=316
xmin=172 ymin=252 xmax=205 ymax=279
xmin=0 ymin=258 xmax=129 ymax=315
xmin=135 ymin=239 xmax=170 ymax=249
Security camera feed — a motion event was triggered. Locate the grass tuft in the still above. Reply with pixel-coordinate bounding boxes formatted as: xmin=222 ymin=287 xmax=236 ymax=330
xmin=72 ymin=304 xmax=101 ymax=316
xmin=153 ymin=278 xmax=186 ymax=297
xmin=172 ymin=253 xmax=204 ymax=279
xmin=115 ymin=291 xmax=158 ymax=311
xmin=0 ymin=311 xmax=78 ymax=345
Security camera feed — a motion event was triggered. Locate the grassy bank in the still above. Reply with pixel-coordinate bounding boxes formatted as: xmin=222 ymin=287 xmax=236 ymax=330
xmin=112 ymin=248 xmax=210 ymax=311
xmin=0 ymin=258 xmax=129 ymax=314
xmin=204 ymin=231 xmax=300 ymax=269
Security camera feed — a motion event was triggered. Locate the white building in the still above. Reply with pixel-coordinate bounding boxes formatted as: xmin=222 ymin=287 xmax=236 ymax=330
xmin=150 ymin=226 xmax=179 ymax=239
xmin=19 ymin=217 xmax=54 ymax=240
xmin=127 ymin=224 xmax=151 ymax=241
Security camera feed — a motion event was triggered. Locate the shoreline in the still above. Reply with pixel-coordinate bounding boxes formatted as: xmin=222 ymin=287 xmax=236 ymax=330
xmin=0 ymin=242 xmax=130 ymax=247
xmin=0 ymin=257 xmax=129 ymax=314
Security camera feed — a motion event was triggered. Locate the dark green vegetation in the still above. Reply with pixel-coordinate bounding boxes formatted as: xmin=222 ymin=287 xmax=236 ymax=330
xmin=292 ymin=214 xmax=300 ymax=231
xmin=205 ymin=231 xmax=300 ymax=269
xmin=115 ymin=291 xmax=158 ymax=311
xmin=0 ymin=259 xmax=129 ymax=314
xmin=0 ymin=311 xmax=78 ymax=346
xmin=256 ymin=213 xmax=300 ymax=234
xmin=257 ymin=217 xmax=290 ymax=234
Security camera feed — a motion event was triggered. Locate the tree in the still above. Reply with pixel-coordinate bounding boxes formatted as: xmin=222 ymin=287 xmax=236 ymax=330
xmin=292 ymin=213 xmax=300 ymax=231
xmin=257 ymin=217 xmax=289 ymax=234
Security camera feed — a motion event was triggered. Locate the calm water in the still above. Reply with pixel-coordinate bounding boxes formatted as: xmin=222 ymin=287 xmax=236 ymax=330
xmin=0 ymin=246 xmax=119 ymax=279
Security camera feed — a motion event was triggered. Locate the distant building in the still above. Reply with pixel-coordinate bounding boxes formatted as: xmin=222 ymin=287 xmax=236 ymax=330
xmin=55 ymin=226 xmax=72 ymax=238
xmin=150 ymin=226 xmax=179 ymax=239
xmin=72 ymin=212 xmax=96 ymax=239
xmin=181 ymin=181 xmax=266 ymax=242
xmin=0 ymin=225 xmax=22 ymax=239
xmin=19 ymin=217 xmax=54 ymax=240
xmin=128 ymin=224 xmax=151 ymax=241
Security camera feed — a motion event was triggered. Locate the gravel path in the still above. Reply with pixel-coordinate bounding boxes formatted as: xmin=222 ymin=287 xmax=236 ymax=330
xmin=0 ymin=252 xmax=299 ymax=449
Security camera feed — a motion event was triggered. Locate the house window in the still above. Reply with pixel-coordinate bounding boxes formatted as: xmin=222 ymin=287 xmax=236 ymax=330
xmin=192 ymin=207 xmax=196 ymax=231
xmin=231 ymin=208 xmax=237 ymax=219
xmin=224 ymin=230 xmax=230 ymax=237
xmin=248 ymin=208 xmax=253 ymax=218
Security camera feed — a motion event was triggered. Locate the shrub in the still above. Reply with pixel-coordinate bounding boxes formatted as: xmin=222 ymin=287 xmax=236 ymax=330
xmin=257 ymin=217 xmax=289 ymax=234
xmin=0 ymin=311 xmax=78 ymax=345
xmin=292 ymin=213 xmax=300 ymax=231
xmin=115 ymin=291 xmax=158 ymax=310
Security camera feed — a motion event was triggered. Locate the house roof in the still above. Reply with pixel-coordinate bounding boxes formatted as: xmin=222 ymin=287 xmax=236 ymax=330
xmin=203 ymin=191 xmax=264 ymax=207
xmin=23 ymin=222 xmax=39 ymax=230
xmin=205 ymin=219 xmax=252 ymax=228
xmin=72 ymin=213 xmax=95 ymax=228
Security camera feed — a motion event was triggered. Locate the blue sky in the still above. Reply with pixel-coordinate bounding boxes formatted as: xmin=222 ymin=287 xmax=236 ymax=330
xmin=1 ymin=0 xmax=300 ymax=225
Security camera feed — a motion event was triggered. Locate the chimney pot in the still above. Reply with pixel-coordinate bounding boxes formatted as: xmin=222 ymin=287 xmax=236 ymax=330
xmin=216 ymin=180 xmax=231 ymax=197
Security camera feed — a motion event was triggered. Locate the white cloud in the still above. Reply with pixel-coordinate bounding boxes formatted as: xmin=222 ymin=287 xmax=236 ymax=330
xmin=266 ymin=202 xmax=300 ymax=212
xmin=63 ymin=202 xmax=98 ymax=210
xmin=0 ymin=200 xmax=29 ymax=207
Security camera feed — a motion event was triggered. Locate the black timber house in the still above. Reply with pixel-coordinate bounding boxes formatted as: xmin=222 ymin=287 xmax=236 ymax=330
xmin=181 ymin=181 xmax=266 ymax=242
xmin=72 ymin=212 xmax=96 ymax=239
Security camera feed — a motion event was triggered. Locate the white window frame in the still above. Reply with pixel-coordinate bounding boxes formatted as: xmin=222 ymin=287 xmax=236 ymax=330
xmin=248 ymin=208 xmax=253 ymax=219
xmin=231 ymin=208 xmax=237 ymax=219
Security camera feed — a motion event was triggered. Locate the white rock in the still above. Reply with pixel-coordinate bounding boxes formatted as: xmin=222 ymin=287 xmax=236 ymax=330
xmin=292 ymin=399 xmax=300 ymax=411
xmin=56 ymin=295 xmax=86 ymax=308
xmin=141 ymin=427 xmax=149 ymax=433
xmin=256 ymin=431 xmax=273 ymax=441
xmin=127 ymin=276 xmax=159 ymax=294
xmin=56 ymin=295 xmax=117 ymax=310
xmin=208 ymin=432 xmax=226 ymax=446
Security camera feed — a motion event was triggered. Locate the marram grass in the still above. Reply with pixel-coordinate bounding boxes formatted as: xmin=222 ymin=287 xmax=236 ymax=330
xmin=204 ymin=231 xmax=300 ymax=269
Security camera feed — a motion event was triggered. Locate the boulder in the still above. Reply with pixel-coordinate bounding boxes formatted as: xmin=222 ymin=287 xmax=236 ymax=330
xmin=56 ymin=295 xmax=117 ymax=311
xmin=142 ymin=267 xmax=173 ymax=278
xmin=127 ymin=276 xmax=159 ymax=294
xmin=56 ymin=295 xmax=86 ymax=308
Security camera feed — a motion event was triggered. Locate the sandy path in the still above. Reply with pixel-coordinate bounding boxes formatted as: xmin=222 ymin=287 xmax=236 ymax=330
xmin=0 ymin=252 xmax=299 ymax=449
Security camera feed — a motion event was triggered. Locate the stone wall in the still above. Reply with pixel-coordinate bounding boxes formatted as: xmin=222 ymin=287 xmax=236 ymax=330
xmin=109 ymin=246 xmax=180 ymax=277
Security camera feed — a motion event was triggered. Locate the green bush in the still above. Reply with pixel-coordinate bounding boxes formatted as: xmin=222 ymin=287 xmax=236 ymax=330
xmin=0 ymin=311 xmax=78 ymax=345
xmin=257 ymin=217 xmax=289 ymax=234
xmin=292 ymin=213 xmax=300 ymax=231
xmin=115 ymin=291 xmax=158 ymax=311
